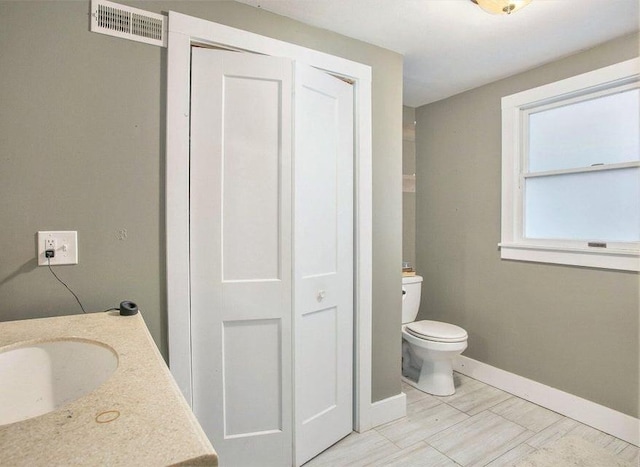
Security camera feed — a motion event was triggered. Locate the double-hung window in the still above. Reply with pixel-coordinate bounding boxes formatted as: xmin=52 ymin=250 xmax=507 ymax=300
xmin=500 ymin=58 xmax=639 ymax=271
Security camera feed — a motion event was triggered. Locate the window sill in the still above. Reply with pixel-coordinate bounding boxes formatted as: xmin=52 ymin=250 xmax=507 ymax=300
xmin=499 ymin=243 xmax=640 ymax=272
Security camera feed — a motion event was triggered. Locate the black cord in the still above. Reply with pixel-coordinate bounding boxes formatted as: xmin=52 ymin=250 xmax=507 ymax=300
xmin=45 ymin=259 xmax=120 ymax=314
xmin=47 ymin=258 xmax=86 ymax=314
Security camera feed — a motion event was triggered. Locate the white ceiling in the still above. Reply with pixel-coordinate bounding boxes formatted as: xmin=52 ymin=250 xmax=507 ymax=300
xmin=234 ymin=0 xmax=639 ymax=107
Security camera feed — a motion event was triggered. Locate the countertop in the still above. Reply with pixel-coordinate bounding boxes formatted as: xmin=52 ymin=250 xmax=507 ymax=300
xmin=0 ymin=312 xmax=217 ymax=466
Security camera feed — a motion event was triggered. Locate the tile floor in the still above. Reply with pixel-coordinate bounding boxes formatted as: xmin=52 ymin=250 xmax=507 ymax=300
xmin=305 ymin=373 xmax=639 ymax=467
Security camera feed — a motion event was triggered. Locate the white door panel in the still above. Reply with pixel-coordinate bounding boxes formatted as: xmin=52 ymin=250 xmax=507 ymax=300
xmin=222 ymin=75 xmax=282 ymax=282
xmin=222 ymin=318 xmax=283 ymax=436
xmin=190 ymin=48 xmax=293 ymax=467
xmin=294 ymin=63 xmax=354 ymax=466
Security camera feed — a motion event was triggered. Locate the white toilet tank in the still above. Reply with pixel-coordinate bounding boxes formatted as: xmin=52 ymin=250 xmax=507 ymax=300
xmin=402 ymin=275 xmax=423 ymax=324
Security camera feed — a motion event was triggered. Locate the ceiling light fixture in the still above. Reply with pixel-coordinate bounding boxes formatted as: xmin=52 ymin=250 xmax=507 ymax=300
xmin=471 ymin=0 xmax=532 ymax=15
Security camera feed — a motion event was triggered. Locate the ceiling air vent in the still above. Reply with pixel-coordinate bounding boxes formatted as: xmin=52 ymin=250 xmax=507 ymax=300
xmin=90 ymin=0 xmax=167 ymax=47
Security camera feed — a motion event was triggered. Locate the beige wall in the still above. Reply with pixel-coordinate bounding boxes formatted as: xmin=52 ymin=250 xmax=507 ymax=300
xmin=0 ymin=1 xmax=403 ymax=403
xmin=415 ymin=33 xmax=640 ymax=417
xmin=402 ymin=106 xmax=416 ymax=268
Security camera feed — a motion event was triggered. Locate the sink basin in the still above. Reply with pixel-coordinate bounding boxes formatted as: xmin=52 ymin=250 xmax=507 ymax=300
xmin=0 ymin=338 xmax=118 ymax=426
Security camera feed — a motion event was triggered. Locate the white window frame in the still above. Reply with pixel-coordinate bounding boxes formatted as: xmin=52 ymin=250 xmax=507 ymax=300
xmin=500 ymin=58 xmax=640 ymax=272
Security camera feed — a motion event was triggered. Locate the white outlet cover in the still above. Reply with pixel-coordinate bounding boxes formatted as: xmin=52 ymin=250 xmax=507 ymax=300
xmin=37 ymin=231 xmax=78 ymax=266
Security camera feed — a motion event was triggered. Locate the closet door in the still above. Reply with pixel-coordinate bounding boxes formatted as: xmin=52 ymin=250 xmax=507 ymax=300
xmin=294 ymin=63 xmax=354 ymax=466
xmin=190 ymin=48 xmax=293 ymax=467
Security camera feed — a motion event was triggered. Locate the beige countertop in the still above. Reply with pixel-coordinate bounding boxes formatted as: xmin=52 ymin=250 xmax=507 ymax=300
xmin=0 ymin=312 xmax=217 ymax=466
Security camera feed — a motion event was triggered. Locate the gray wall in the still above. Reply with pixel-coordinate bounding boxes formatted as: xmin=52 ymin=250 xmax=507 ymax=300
xmin=402 ymin=106 xmax=416 ymax=268
xmin=0 ymin=1 xmax=403 ymax=403
xmin=415 ymin=33 xmax=639 ymax=417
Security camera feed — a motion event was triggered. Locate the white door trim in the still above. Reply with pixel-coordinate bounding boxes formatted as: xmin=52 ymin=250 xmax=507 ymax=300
xmin=165 ymin=11 xmax=374 ymax=433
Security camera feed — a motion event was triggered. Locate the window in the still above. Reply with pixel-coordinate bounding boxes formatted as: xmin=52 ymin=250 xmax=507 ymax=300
xmin=500 ymin=58 xmax=640 ymax=271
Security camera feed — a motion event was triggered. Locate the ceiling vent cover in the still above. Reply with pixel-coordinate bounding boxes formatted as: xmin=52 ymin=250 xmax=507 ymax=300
xmin=90 ymin=0 xmax=167 ymax=47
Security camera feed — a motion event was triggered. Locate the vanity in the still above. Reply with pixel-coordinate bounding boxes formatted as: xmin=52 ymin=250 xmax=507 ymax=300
xmin=0 ymin=312 xmax=217 ymax=466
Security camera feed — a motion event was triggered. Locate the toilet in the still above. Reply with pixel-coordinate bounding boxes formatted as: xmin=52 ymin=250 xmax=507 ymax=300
xmin=401 ymin=275 xmax=468 ymax=396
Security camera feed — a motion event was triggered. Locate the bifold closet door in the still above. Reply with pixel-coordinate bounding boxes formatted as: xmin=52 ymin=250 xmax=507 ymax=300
xmin=294 ymin=63 xmax=354 ymax=466
xmin=189 ymin=47 xmax=354 ymax=467
xmin=189 ymin=48 xmax=293 ymax=467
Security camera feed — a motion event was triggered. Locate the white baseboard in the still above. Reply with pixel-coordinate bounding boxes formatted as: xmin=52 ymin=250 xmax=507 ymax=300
xmin=368 ymin=392 xmax=407 ymax=429
xmin=453 ymin=355 xmax=639 ymax=447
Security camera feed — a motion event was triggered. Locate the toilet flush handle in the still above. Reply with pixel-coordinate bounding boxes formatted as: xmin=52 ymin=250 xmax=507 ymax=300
xmin=317 ymin=290 xmax=326 ymax=301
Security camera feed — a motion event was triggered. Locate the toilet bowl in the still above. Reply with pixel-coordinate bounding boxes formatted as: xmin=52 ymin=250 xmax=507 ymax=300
xmin=401 ymin=275 xmax=468 ymax=396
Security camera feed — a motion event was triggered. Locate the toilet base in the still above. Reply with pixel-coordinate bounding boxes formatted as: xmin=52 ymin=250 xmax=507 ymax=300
xmin=401 ymin=358 xmax=456 ymax=396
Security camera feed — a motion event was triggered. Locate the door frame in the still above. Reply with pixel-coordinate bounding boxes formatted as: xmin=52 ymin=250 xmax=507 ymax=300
xmin=165 ymin=11 xmax=374 ymax=432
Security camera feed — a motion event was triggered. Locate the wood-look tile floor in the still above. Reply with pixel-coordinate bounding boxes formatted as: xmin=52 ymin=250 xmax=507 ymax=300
xmin=305 ymin=373 xmax=639 ymax=467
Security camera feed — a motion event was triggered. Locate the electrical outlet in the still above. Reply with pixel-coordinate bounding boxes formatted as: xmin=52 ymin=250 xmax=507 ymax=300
xmin=37 ymin=231 xmax=78 ymax=266
xmin=45 ymin=238 xmax=56 ymax=253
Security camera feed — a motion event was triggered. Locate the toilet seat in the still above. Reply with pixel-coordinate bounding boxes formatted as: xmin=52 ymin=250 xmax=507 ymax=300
xmin=405 ymin=320 xmax=467 ymax=343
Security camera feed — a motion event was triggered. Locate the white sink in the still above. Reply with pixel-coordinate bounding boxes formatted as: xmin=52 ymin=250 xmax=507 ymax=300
xmin=0 ymin=338 xmax=118 ymax=426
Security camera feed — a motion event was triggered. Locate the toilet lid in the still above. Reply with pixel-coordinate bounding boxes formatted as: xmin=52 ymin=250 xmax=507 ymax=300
xmin=406 ymin=320 xmax=468 ymax=343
